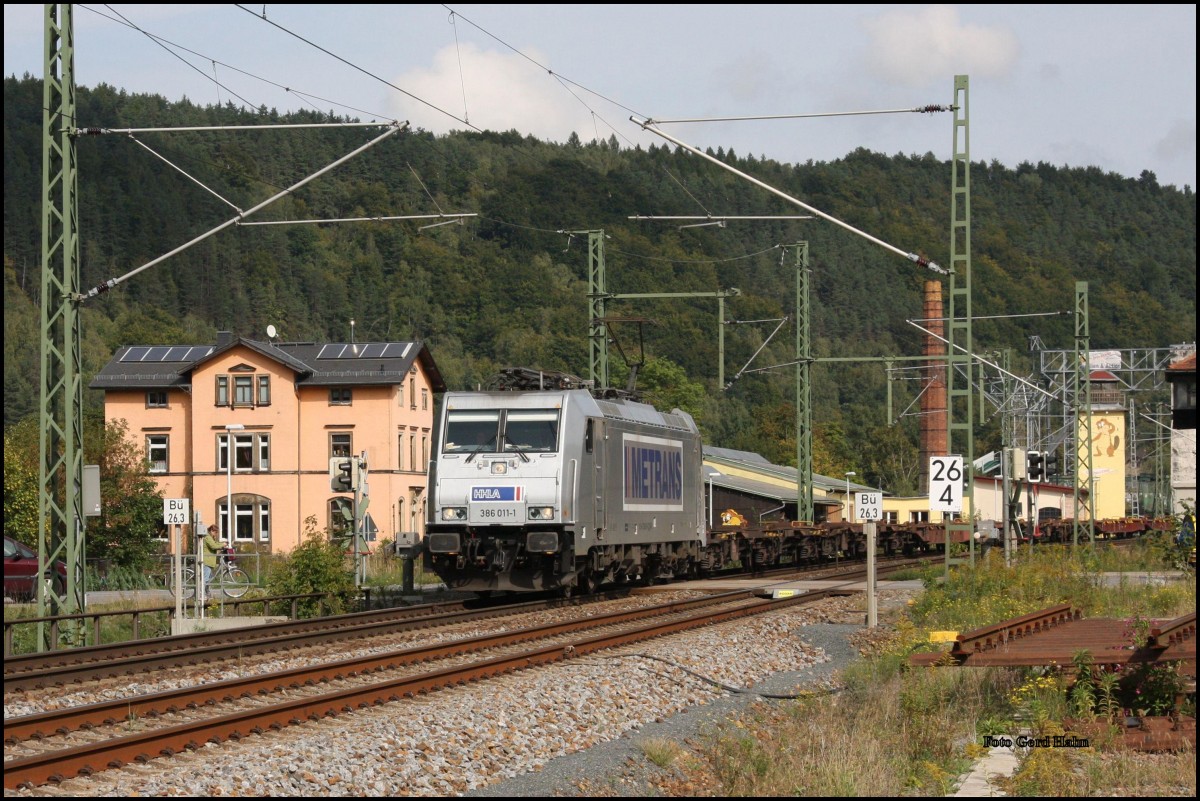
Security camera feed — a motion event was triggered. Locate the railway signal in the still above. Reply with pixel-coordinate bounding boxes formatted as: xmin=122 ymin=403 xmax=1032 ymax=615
xmin=1026 ymin=451 xmax=1044 ymax=483
xmin=329 ymin=457 xmax=355 ymax=492
xmin=1044 ymin=451 xmax=1060 ymax=479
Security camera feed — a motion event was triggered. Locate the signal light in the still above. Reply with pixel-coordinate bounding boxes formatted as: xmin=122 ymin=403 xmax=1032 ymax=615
xmin=329 ymin=457 xmax=355 ymax=492
xmin=1026 ymin=451 xmax=1044 ymax=483
xmin=1044 ymin=451 xmax=1060 ymax=479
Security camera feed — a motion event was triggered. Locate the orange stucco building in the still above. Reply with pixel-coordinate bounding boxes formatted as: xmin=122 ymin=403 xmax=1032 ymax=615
xmin=91 ymin=334 xmax=446 ymax=553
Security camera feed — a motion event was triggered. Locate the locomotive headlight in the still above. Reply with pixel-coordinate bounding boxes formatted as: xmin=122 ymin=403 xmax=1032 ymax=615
xmin=441 ymin=507 xmax=467 ymax=521
xmin=490 ymin=462 xmax=507 ymax=475
xmin=527 ymin=506 xmax=555 ymax=520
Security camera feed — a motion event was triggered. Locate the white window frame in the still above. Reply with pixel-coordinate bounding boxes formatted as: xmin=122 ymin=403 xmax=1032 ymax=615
xmin=146 ymin=434 xmax=168 ymax=474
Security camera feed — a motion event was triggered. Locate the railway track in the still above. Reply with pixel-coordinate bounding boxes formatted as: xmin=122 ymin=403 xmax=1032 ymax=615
xmin=3 ymin=574 xmax=877 ymax=790
xmin=3 ymin=553 xmax=928 ymax=692
xmin=3 ymin=595 xmax=580 ymax=692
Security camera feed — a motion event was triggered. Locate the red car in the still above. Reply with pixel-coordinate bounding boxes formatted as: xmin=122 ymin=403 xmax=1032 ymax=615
xmin=4 ymin=535 xmax=67 ymax=601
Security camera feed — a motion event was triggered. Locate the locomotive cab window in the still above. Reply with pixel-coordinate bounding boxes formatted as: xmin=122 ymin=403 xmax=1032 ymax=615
xmin=503 ymin=409 xmax=559 ymax=453
xmin=443 ymin=411 xmax=500 ymax=453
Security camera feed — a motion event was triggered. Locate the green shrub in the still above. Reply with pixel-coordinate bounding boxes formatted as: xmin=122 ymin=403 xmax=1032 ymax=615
xmin=265 ymin=517 xmax=355 ymax=617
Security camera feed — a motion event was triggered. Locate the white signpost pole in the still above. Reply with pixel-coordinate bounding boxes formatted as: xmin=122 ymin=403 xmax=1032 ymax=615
xmin=173 ymin=524 xmax=183 ymax=624
xmin=164 ymin=499 xmax=190 ymax=624
xmin=856 ymin=491 xmax=882 ymax=628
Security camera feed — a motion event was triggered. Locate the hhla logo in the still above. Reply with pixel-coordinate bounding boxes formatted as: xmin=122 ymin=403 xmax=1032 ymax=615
xmin=472 ymin=487 xmax=523 ymax=501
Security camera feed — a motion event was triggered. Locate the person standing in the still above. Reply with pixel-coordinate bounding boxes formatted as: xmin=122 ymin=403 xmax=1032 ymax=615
xmin=201 ymin=524 xmax=223 ymax=587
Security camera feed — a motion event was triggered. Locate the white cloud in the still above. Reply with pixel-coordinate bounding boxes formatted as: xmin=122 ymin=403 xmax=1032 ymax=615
xmin=1154 ymin=118 xmax=1197 ymax=165
xmin=862 ymin=5 xmax=1019 ymax=88
xmin=388 ymin=43 xmax=602 ymax=144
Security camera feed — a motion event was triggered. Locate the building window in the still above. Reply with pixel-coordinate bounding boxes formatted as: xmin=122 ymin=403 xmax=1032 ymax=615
xmin=147 ymin=390 xmax=168 ymax=408
xmin=257 ymin=375 xmax=271 ymax=406
xmin=421 ymin=388 xmax=428 ymax=410
xmin=219 ymin=433 xmax=270 ymax=473
xmin=146 ymin=435 xmax=168 ymax=474
xmin=216 ymin=375 xmax=229 ymax=407
xmin=397 ymin=432 xmax=405 ymax=471
xmin=234 ymin=375 xmax=254 ymax=407
xmin=884 ymin=511 xmax=899 ymax=524
xmin=330 ymin=388 xmax=352 ymax=405
xmin=422 ymin=433 xmax=429 ymax=467
xmin=331 ymin=432 xmax=352 ymax=459
xmin=235 ymin=435 xmax=253 ymax=470
xmin=410 ymin=377 xmax=416 ymax=408
xmin=910 ymin=510 xmax=929 ymax=523
xmin=220 ymin=496 xmax=271 ymax=543
xmin=397 ymin=382 xmax=404 ymax=407
xmin=409 ymin=431 xmax=417 ymax=471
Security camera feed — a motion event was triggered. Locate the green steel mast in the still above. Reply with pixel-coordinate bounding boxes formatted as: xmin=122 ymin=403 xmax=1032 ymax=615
xmin=38 ymin=2 xmax=85 ymax=644
xmin=945 ymin=74 xmax=976 ymax=567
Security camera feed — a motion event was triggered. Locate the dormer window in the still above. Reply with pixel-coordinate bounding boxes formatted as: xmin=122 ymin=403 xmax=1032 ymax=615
xmin=215 ymin=366 xmax=271 ymax=408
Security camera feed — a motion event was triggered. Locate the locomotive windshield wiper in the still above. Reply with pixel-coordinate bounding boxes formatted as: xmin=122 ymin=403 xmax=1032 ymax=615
xmin=464 ymin=439 xmax=496 ymax=463
xmin=501 ymin=435 xmax=531 ymax=462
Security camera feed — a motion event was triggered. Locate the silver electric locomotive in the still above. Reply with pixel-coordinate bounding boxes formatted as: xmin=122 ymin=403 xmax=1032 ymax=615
xmin=425 ymin=386 xmax=706 ymax=593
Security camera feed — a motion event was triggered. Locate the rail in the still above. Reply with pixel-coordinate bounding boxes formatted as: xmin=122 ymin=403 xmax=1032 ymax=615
xmin=949 ymin=603 xmax=1081 ymax=656
xmin=2 ymin=588 xmax=412 ymax=657
xmin=1150 ymin=612 xmax=1197 ymax=649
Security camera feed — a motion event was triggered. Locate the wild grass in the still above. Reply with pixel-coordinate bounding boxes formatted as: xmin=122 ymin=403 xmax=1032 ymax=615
xmin=639 ymin=737 xmax=686 ymax=769
xmin=691 ymin=540 xmax=1195 ymax=796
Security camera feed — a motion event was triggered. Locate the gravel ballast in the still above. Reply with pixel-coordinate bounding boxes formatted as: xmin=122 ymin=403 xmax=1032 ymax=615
xmin=5 ymin=590 xmax=915 ymax=798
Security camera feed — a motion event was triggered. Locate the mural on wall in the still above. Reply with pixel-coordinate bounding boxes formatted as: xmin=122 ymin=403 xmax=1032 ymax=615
xmin=1080 ymin=413 xmax=1127 ymax=520
xmin=1092 ymin=417 xmax=1121 ymax=458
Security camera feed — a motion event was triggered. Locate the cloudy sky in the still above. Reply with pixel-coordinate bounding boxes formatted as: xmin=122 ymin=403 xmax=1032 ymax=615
xmin=3 ymin=4 xmax=1196 ymax=189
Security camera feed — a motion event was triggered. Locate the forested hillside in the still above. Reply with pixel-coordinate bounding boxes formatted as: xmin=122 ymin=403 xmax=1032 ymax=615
xmin=4 ymin=76 xmax=1195 ymax=494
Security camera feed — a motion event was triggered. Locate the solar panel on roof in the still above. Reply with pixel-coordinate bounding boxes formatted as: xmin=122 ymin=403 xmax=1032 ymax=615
xmin=164 ymin=346 xmax=189 ymax=361
xmin=120 ymin=346 xmax=150 ymax=362
xmin=316 ymin=342 xmax=412 ymax=359
xmin=317 ymin=344 xmax=349 ymax=359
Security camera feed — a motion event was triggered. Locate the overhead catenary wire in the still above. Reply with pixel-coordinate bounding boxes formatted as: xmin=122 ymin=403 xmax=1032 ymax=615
xmin=79 ymin=122 xmax=408 ymax=300
xmin=239 ymin=213 xmax=476 ymax=227
xmin=642 ymin=105 xmax=954 ymax=124
xmin=85 ymin=3 xmax=403 ymax=122
xmin=236 ymin=4 xmax=480 ymax=132
xmin=632 ymin=115 xmax=947 ymax=275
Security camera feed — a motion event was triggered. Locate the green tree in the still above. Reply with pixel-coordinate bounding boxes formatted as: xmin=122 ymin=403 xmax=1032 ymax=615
xmin=3 ymin=416 xmax=163 ymax=569
xmin=85 ymin=417 xmax=164 ymax=569
xmin=3 ymin=418 xmax=41 ymax=546
xmin=610 ymin=356 xmax=707 ymax=423
xmin=859 ymin=423 xmax=921 ymax=496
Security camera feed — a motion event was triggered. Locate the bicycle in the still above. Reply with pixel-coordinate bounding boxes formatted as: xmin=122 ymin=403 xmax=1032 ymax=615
xmin=170 ymin=550 xmax=252 ymax=600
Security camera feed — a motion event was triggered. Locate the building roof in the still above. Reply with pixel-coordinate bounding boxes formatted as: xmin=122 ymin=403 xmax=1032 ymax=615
xmin=90 ymin=337 xmax=446 ymax=392
xmin=1167 ymin=352 xmax=1196 ymax=373
xmin=701 ymin=466 xmax=840 ymax=508
xmin=702 ymin=445 xmax=880 ymax=494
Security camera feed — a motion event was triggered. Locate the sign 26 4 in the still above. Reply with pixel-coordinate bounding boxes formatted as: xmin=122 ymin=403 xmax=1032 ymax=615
xmin=929 ymin=456 xmax=964 ymax=513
